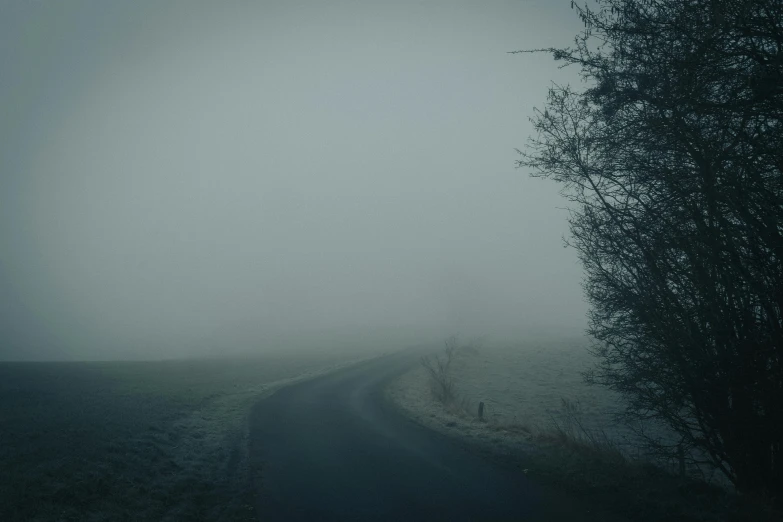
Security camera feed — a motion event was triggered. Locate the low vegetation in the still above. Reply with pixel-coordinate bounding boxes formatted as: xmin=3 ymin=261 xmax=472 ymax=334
xmin=420 ymin=336 xmax=483 ymax=413
xmin=415 ymin=337 xmax=782 ymax=521
xmin=530 ymin=399 xmax=780 ymax=522
xmin=0 ymin=352 xmax=361 ymax=522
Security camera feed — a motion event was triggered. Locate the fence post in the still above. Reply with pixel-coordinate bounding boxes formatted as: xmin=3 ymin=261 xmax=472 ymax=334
xmin=478 ymin=401 xmax=485 ymax=421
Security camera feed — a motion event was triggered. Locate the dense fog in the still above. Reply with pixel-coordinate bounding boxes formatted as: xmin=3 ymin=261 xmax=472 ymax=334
xmin=0 ymin=0 xmax=588 ymax=360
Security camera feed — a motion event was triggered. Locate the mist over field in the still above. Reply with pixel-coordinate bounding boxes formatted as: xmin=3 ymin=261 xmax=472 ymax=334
xmin=0 ymin=0 xmax=588 ymax=361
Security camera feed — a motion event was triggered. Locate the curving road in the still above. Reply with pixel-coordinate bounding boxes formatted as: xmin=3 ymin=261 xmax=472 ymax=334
xmin=248 ymin=350 xmax=580 ymax=521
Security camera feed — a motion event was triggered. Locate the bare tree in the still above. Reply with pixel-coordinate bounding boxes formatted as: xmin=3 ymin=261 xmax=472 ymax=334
xmin=421 ymin=336 xmax=459 ymax=404
xmin=517 ymin=0 xmax=783 ymax=500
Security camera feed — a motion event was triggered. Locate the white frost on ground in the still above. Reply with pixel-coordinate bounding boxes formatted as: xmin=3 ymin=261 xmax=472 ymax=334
xmin=387 ymin=359 xmax=539 ymax=459
xmin=388 ymin=337 xmax=673 ymax=459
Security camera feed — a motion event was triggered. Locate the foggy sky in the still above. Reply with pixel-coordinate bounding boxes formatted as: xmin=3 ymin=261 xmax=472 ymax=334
xmin=0 ymin=0 xmax=588 ymax=360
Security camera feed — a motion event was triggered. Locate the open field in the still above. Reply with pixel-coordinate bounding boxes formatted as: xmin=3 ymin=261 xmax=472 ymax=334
xmin=0 ymin=348 xmax=379 ymax=522
xmin=389 ymin=336 xmax=653 ymax=452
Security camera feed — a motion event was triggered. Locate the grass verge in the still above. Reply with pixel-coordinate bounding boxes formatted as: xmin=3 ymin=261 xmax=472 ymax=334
xmin=389 ymin=354 xmax=782 ymax=522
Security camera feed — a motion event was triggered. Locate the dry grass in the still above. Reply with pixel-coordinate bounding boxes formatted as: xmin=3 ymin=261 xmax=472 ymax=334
xmin=391 ymin=344 xmax=783 ymax=522
xmin=526 ymin=426 xmax=780 ymax=522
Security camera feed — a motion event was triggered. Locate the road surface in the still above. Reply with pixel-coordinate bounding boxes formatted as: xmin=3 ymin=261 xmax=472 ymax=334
xmin=248 ymin=350 xmax=581 ymax=521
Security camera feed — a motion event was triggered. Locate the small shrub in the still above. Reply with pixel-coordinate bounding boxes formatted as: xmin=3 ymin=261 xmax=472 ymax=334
xmin=545 ymin=398 xmax=625 ymax=462
xmin=420 ymin=336 xmax=459 ymax=405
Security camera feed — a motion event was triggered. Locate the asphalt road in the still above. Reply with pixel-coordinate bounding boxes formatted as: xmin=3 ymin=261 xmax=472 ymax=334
xmin=248 ymin=350 xmax=584 ymax=521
